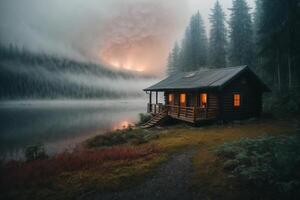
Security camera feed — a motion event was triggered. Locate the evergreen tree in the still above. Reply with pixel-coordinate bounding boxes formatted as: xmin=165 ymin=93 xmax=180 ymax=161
xmin=229 ymin=0 xmax=254 ymax=66
xmin=166 ymin=53 xmax=174 ymax=76
xmin=166 ymin=42 xmax=180 ymax=75
xmin=253 ymin=0 xmax=264 ymax=74
xmin=179 ymin=27 xmax=193 ymax=71
xmin=190 ymin=12 xmax=208 ymax=69
xmin=180 ymin=12 xmax=208 ymax=72
xmin=172 ymin=42 xmax=180 ymax=72
xmin=257 ymin=0 xmax=300 ymax=90
xmin=209 ymin=1 xmax=227 ymax=68
xmin=253 ymin=0 xmax=263 ymax=44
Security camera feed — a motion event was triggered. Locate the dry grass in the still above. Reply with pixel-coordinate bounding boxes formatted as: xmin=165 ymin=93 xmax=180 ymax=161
xmin=151 ymin=119 xmax=295 ymax=150
xmin=0 ymin=118 xmax=297 ymax=200
xmin=0 ymin=145 xmax=165 ymax=200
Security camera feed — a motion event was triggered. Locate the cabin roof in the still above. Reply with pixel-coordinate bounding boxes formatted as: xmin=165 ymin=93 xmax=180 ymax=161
xmin=144 ymin=66 xmax=270 ymax=91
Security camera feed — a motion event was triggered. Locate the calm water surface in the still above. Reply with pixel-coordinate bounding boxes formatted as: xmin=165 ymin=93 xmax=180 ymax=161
xmin=0 ymin=99 xmax=146 ymax=159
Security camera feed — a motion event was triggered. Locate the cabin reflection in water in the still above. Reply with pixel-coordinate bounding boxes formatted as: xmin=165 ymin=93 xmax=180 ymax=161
xmin=143 ymin=66 xmax=270 ymax=124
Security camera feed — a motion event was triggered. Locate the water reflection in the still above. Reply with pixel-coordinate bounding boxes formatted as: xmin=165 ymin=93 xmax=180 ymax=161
xmin=113 ymin=120 xmax=133 ymax=130
xmin=0 ymin=99 xmax=146 ymax=159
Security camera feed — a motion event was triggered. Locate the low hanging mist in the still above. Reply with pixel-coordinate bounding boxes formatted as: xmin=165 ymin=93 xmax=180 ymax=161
xmin=0 ymin=46 xmax=159 ymax=99
xmin=0 ymin=0 xmax=189 ymax=99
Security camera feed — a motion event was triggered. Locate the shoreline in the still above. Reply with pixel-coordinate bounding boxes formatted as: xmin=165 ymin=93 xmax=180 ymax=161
xmin=1 ymin=117 xmax=299 ymax=200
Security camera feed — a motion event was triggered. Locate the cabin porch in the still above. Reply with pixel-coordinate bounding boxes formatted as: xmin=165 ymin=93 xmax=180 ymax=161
xmin=147 ymin=103 xmax=215 ymax=123
xmin=146 ymin=91 xmax=219 ymax=123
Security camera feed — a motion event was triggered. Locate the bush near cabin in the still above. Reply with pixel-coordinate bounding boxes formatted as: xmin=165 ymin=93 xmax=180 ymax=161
xmin=216 ymin=135 xmax=300 ymax=199
xmin=85 ymin=127 xmax=160 ymax=148
xmin=136 ymin=113 xmax=152 ymax=125
xmin=85 ymin=113 xmax=158 ymax=148
xmin=264 ymin=89 xmax=300 ymax=116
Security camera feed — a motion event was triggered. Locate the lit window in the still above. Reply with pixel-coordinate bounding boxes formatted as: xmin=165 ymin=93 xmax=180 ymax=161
xmin=234 ymin=94 xmax=241 ymax=107
xmin=168 ymin=94 xmax=174 ymax=104
xmin=200 ymin=93 xmax=207 ymax=108
xmin=180 ymin=93 xmax=186 ymax=106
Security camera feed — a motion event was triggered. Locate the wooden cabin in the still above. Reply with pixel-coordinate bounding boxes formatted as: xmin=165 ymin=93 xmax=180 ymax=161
xmin=143 ymin=66 xmax=270 ymax=125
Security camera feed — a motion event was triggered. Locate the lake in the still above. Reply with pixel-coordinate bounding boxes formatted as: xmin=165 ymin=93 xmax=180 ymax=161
xmin=0 ymin=99 xmax=147 ymax=159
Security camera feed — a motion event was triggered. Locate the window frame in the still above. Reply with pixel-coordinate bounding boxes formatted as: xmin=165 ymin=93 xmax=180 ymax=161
xmin=200 ymin=93 xmax=208 ymax=108
xmin=168 ymin=93 xmax=174 ymax=105
xmin=233 ymin=93 xmax=241 ymax=108
xmin=180 ymin=93 xmax=186 ymax=107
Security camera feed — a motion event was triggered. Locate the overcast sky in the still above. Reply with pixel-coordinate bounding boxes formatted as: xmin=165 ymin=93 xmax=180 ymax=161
xmin=0 ymin=0 xmax=255 ymax=75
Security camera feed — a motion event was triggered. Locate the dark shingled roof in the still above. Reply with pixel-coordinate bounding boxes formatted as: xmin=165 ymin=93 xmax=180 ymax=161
xmin=144 ymin=66 xmax=270 ymax=91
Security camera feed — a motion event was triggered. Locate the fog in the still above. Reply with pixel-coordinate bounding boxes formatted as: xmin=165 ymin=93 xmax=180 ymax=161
xmin=0 ymin=0 xmax=254 ymax=76
xmin=0 ymin=99 xmax=147 ymax=159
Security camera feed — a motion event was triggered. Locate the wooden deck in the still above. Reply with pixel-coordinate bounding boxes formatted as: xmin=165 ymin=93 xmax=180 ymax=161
xmin=147 ymin=104 xmax=218 ymax=123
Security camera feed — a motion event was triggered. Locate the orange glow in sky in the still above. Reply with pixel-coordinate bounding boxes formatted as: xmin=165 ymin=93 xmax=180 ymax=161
xmin=99 ymin=45 xmax=156 ymax=74
xmin=103 ymin=58 xmax=145 ymax=73
xmin=96 ymin=0 xmax=188 ymax=76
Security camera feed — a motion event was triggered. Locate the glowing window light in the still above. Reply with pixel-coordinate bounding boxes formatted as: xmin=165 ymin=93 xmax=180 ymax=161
xmin=200 ymin=93 xmax=207 ymax=108
xmin=180 ymin=93 xmax=186 ymax=106
xmin=168 ymin=94 xmax=174 ymax=104
xmin=234 ymin=94 xmax=241 ymax=107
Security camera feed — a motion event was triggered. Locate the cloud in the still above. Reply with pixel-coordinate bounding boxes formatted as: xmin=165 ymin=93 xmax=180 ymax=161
xmin=0 ymin=0 xmax=189 ymax=75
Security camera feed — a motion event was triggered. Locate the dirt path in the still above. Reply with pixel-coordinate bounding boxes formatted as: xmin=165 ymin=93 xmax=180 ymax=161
xmin=83 ymin=148 xmax=198 ymax=200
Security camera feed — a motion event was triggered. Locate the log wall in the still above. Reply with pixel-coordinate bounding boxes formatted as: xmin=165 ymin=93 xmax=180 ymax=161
xmin=221 ymin=74 xmax=263 ymax=120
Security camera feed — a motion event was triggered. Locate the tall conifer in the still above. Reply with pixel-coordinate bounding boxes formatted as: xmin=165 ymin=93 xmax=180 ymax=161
xmin=179 ymin=12 xmax=208 ymax=72
xmin=229 ymin=0 xmax=254 ymax=66
xmin=209 ymin=1 xmax=227 ymax=68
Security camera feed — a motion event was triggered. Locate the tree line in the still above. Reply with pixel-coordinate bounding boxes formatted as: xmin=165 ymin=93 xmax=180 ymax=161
xmin=167 ymin=0 xmax=300 ymax=95
xmin=0 ymin=45 xmax=142 ymax=99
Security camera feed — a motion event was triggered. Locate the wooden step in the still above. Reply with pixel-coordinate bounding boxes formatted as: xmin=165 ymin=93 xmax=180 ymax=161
xmin=141 ymin=111 xmax=168 ymax=129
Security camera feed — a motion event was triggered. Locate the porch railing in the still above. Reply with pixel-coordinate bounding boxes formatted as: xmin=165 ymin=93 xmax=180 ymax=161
xmin=148 ymin=104 xmax=217 ymax=122
xmin=147 ymin=103 xmax=165 ymax=115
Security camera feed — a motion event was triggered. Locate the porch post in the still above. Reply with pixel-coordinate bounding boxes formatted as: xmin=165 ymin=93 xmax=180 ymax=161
xmin=177 ymin=92 xmax=180 ymax=117
xmin=156 ymin=91 xmax=159 ymax=113
xmin=149 ymin=92 xmax=152 ymax=112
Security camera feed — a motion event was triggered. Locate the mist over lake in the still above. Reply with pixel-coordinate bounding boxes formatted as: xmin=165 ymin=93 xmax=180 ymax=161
xmin=0 ymin=99 xmax=146 ymax=159
xmin=0 ymin=35 xmax=160 ymax=160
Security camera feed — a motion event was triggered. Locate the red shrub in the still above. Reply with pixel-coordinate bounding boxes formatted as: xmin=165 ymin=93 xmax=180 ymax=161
xmin=0 ymin=145 xmax=161 ymax=188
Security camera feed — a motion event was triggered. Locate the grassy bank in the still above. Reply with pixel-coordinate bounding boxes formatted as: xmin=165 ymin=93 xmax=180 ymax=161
xmin=83 ymin=117 xmax=299 ymax=199
xmin=0 ymin=145 xmax=166 ymax=200
xmin=0 ymin=118 xmax=298 ymax=200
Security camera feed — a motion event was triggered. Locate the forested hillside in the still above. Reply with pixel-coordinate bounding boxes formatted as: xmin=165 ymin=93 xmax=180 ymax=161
xmin=167 ymin=0 xmax=300 ymax=114
xmin=0 ymin=45 xmax=149 ymax=99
